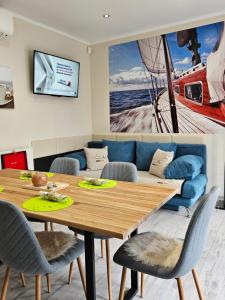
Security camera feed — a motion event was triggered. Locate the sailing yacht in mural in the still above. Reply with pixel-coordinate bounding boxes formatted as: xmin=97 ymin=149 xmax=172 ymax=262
xmin=109 ymin=21 xmax=225 ymax=133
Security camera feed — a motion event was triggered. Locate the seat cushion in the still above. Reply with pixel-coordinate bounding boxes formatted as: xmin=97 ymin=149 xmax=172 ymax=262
xmin=136 ymin=142 xmax=177 ymax=171
xmin=165 ymin=155 xmax=204 ymax=180
xmin=113 ymin=232 xmax=183 ymax=279
xmin=35 ymin=231 xmax=76 ymax=261
xmin=65 ymin=151 xmax=87 ymax=170
xmin=102 ymin=140 xmax=136 ymax=163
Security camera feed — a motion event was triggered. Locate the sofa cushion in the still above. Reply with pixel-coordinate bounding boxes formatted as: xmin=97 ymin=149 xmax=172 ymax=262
xmin=65 ymin=151 xmax=87 ymax=170
xmin=149 ymin=149 xmax=175 ymax=178
xmin=165 ymin=155 xmax=204 ymax=180
xmin=102 ymin=140 xmax=136 ymax=163
xmin=84 ymin=146 xmax=109 ymax=171
xmin=181 ymin=174 xmax=207 ymax=199
xmin=136 ymin=142 xmax=177 ymax=171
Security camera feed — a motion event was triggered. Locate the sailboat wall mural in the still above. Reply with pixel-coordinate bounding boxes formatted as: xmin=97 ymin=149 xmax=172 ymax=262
xmin=109 ymin=21 xmax=225 ymax=134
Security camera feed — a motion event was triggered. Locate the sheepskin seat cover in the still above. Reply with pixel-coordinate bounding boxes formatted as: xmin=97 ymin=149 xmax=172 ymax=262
xmin=35 ymin=231 xmax=76 ymax=261
xmin=125 ymin=232 xmax=183 ymax=269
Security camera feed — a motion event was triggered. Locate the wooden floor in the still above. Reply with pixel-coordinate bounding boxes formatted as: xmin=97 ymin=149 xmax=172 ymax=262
xmin=0 ymin=206 xmax=225 ymax=300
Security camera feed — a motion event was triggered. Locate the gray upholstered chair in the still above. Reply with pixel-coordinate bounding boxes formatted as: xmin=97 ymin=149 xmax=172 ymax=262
xmin=0 ymin=200 xmax=85 ymax=300
xmin=113 ymin=186 xmax=220 ymax=300
xmin=69 ymin=161 xmax=138 ymax=300
xmin=49 ymin=157 xmax=80 ymax=176
xmin=28 ymin=157 xmax=80 ymax=231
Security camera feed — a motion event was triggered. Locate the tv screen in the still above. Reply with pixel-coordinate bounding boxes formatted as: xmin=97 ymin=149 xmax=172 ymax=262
xmin=33 ymin=50 xmax=80 ymax=98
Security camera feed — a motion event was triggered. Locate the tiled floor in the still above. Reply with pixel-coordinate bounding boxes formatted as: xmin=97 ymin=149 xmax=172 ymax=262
xmin=1 ymin=206 xmax=225 ymax=299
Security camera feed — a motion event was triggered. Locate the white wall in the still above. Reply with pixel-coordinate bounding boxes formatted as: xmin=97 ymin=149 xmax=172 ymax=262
xmin=0 ymin=18 xmax=92 ymax=150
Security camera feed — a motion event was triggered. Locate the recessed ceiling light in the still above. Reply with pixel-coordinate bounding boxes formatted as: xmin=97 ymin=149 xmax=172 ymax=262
xmin=103 ymin=14 xmax=111 ymax=18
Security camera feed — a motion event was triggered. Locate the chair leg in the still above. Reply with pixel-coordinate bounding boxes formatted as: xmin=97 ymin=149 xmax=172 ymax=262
xmin=176 ymin=278 xmax=185 ymax=300
xmin=44 ymin=222 xmax=49 ymax=231
xmin=106 ymin=240 xmax=112 ymax=300
xmin=46 ymin=274 xmax=51 ymax=293
xmin=77 ymin=257 xmax=86 ymax=294
xmin=20 ymin=273 xmax=26 ymax=287
xmin=192 ymin=269 xmax=205 ymax=300
xmin=140 ymin=272 xmax=144 ymax=298
xmin=119 ymin=267 xmax=127 ymax=300
xmin=1 ymin=267 xmax=11 ymax=300
xmin=68 ymin=262 xmax=74 ymax=285
xmin=101 ymin=240 xmax=105 ymax=258
xmin=50 ymin=222 xmax=54 ymax=231
xmin=36 ymin=275 xmax=41 ymax=300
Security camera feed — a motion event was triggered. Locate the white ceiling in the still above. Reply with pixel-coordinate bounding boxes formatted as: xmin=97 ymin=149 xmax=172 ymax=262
xmin=1 ymin=0 xmax=225 ymax=44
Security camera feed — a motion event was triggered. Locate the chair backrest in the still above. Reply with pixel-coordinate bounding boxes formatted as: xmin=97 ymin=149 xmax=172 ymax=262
xmin=50 ymin=157 xmax=79 ymax=176
xmin=172 ymin=186 xmax=220 ymax=278
xmin=101 ymin=162 xmax=138 ymax=182
xmin=0 ymin=200 xmax=51 ymax=275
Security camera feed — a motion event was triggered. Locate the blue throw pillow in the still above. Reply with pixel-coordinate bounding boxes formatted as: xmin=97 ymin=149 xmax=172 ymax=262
xmin=102 ymin=140 xmax=136 ymax=163
xmin=165 ymin=155 xmax=204 ymax=180
xmin=64 ymin=151 xmax=87 ymax=170
xmin=136 ymin=142 xmax=177 ymax=171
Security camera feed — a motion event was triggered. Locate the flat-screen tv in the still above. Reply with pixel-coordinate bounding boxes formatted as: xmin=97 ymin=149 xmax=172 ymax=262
xmin=33 ymin=50 xmax=80 ymax=98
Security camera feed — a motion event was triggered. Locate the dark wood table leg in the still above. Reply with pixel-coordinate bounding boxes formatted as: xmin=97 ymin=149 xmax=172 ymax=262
xmin=84 ymin=231 xmax=96 ymax=300
xmin=124 ymin=229 xmax=138 ymax=300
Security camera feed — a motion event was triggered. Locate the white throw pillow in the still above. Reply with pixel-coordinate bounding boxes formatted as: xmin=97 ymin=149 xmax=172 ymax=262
xmin=84 ymin=146 xmax=109 ymax=171
xmin=149 ymin=149 xmax=174 ymax=178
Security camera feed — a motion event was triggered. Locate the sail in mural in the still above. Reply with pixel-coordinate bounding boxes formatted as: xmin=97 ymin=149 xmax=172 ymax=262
xmin=109 ymin=21 xmax=225 ymax=133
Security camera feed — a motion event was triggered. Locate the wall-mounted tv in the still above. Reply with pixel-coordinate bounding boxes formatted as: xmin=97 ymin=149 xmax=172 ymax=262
xmin=33 ymin=50 xmax=80 ymax=98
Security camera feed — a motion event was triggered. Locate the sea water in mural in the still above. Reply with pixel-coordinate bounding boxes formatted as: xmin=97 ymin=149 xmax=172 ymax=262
xmin=109 ymin=22 xmax=225 ymax=133
xmin=0 ymin=65 xmax=14 ymax=109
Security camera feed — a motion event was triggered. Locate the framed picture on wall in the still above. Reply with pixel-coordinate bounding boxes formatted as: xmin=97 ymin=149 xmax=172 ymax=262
xmin=0 ymin=65 xmax=14 ymax=109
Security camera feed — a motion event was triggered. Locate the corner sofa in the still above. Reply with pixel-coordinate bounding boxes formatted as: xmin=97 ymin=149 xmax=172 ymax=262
xmin=65 ymin=139 xmax=207 ymax=212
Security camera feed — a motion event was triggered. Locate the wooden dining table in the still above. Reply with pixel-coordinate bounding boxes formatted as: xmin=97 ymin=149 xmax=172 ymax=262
xmin=0 ymin=169 xmax=178 ymax=300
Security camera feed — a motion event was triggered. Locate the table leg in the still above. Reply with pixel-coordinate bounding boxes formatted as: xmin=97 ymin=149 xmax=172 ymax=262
xmin=84 ymin=231 xmax=96 ymax=300
xmin=124 ymin=229 xmax=138 ymax=300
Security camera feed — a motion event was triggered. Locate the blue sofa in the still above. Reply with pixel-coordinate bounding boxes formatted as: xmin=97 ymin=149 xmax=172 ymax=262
xmin=65 ymin=140 xmax=207 ymax=212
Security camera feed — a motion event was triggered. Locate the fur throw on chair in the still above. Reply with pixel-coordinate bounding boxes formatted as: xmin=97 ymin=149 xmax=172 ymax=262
xmin=35 ymin=231 xmax=76 ymax=261
xmin=125 ymin=232 xmax=183 ymax=269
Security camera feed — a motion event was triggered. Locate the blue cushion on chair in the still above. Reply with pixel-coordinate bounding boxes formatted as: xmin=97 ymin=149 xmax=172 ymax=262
xmin=102 ymin=140 xmax=136 ymax=163
xmin=165 ymin=155 xmax=204 ymax=180
xmin=136 ymin=142 xmax=177 ymax=171
xmin=64 ymin=151 xmax=87 ymax=170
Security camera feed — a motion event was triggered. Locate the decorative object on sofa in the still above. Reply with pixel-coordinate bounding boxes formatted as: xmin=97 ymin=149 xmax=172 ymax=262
xmin=113 ymin=186 xmax=220 ymax=300
xmin=50 ymin=157 xmax=79 ymax=176
xmin=102 ymin=140 xmax=136 ymax=163
xmin=69 ymin=161 xmax=138 ymax=300
xmin=32 ymin=172 xmax=48 ymax=187
xmin=0 ymin=200 xmax=86 ymax=300
xmin=165 ymin=155 xmax=204 ymax=180
xmin=136 ymin=142 xmax=177 ymax=171
xmin=149 ymin=149 xmax=174 ymax=178
xmin=109 ymin=21 xmax=225 ymax=134
xmin=0 ymin=65 xmax=14 ymax=109
xmin=84 ymin=146 xmax=109 ymax=171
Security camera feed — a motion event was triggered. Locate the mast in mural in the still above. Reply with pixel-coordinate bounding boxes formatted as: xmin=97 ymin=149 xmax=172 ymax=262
xmin=137 ymin=35 xmax=179 ymax=133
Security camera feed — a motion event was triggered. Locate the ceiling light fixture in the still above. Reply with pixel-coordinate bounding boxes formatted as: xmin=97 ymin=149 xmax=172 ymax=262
xmin=103 ymin=14 xmax=110 ymax=18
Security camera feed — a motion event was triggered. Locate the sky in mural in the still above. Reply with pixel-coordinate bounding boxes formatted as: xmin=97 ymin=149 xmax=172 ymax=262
xmin=109 ymin=22 xmax=223 ymax=92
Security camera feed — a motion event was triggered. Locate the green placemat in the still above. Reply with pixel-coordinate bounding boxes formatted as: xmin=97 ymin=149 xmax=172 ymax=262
xmin=0 ymin=185 xmax=4 ymax=192
xmin=20 ymin=172 xmax=54 ymax=180
xmin=78 ymin=179 xmax=117 ymax=189
xmin=22 ymin=196 xmax=73 ymax=212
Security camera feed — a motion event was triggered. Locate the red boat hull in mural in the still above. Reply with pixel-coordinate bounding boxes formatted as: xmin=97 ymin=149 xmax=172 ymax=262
xmin=173 ymin=64 xmax=225 ymax=126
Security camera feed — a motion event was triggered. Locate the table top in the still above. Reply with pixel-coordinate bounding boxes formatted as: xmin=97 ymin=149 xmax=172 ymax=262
xmin=0 ymin=169 xmax=178 ymax=239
